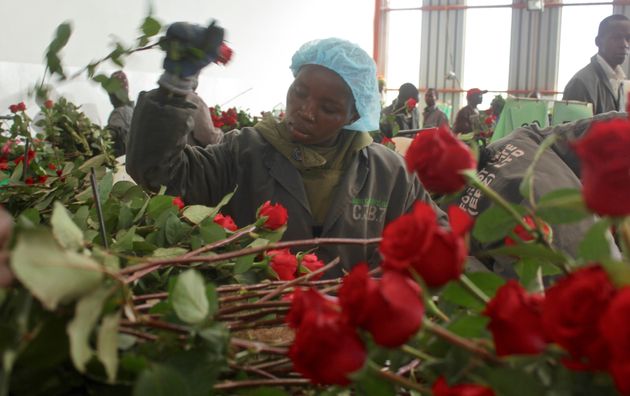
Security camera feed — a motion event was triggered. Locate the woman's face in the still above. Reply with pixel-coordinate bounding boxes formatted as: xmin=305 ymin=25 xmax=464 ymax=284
xmin=285 ymin=64 xmax=359 ymax=146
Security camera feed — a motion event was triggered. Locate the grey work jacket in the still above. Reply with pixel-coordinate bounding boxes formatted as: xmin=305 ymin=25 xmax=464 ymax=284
xmin=563 ymin=55 xmax=622 ymax=115
xmin=454 ymin=112 xmax=622 ymax=278
xmin=127 ymin=89 xmax=441 ymax=278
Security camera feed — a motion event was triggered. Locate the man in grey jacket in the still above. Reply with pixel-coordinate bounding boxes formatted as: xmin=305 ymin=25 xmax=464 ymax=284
xmin=563 ymin=14 xmax=630 ymax=114
xmin=126 ymin=22 xmax=443 ymax=278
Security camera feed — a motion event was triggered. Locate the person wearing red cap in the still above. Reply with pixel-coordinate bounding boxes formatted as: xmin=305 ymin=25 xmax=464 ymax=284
xmin=453 ymin=88 xmax=487 ymax=134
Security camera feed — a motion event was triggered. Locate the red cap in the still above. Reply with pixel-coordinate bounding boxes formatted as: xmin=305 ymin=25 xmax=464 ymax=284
xmin=466 ymin=88 xmax=488 ymax=98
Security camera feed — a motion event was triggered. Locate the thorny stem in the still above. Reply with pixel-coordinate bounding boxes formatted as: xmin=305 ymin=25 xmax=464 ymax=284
xmin=369 ymin=362 xmax=430 ymax=393
xmin=213 ymin=379 xmax=309 ymax=391
xmin=228 ymin=362 xmax=278 ymax=380
xmin=424 ymin=321 xmax=501 ymax=364
xmin=217 ymin=301 xmax=289 ymax=316
xmin=458 ymin=274 xmax=490 ymax=304
xmin=228 ymin=317 xmax=286 ymax=332
xmin=182 ymin=225 xmax=256 ymax=259
xmin=401 ymin=345 xmax=437 ymax=363
xmin=219 ymin=307 xmax=289 ymax=322
xmin=230 ymin=338 xmax=288 ymax=355
xmin=255 ymin=257 xmax=340 ymax=303
xmin=120 ymin=237 xmax=381 ymax=281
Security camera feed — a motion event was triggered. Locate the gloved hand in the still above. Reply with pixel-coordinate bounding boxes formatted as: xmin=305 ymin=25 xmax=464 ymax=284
xmin=161 ymin=21 xmax=224 ymax=77
xmin=158 ymin=21 xmax=225 ymax=94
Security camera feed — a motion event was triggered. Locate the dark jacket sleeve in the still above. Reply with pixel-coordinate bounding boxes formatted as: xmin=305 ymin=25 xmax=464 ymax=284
xmin=126 ymin=88 xmax=237 ymax=206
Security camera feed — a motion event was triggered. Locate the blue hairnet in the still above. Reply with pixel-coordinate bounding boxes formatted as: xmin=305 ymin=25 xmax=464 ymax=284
xmin=290 ymin=38 xmax=380 ymax=132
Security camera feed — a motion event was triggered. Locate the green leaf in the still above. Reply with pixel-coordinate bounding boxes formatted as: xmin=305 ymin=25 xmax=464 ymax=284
xmin=51 ymin=201 xmax=84 ymax=250
xmin=67 ymin=286 xmax=110 ymax=373
xmin=10 ymin=228 xmax=104 ymax=310
xmin=578 ymin=219 xmax=613 ymax=262
xmin=485 ymin=243 xmax=568 ymax=265
xmin=78 ymin=153 xmax=107 ymax=171
xmin=19 ymin=208 xmax=40 ymax=225
xmin=111 ymin=180 xmax=137 ymax=198
xmin=182 ymin=205 xmax=213 ymax=225
xmin=482 ymin=366 xmax=546 ymax=396
xmin=147 ymin=195 xmax=176 ymax=220
xmin=73 ymin=205 xmax=90 ymax=231
xmin=514 ymin=258 xmax=544 ymax=292
xmin=441 ymin=272 xmax=505 ymax=311
xmin=171 ymin=270 xmax=209 ymax=325
xmin=165 ymin=213 xmax=189 ymax=244
xmin=152 ymin=247 xmax=188 ymax=258
xmin=112 ymin=226 xmax=136 ymax=252
xmin=117 ymin=205 xmax=134 ymax=230
xmin=472 ymin=204 xmax=525 ymax=243
xmin=97 ymin=312 xmax=120 ymax=383
xmin=206 ymin=283 xmax=219 ymax=318
xmin=447 ymin=314 xmax=489 ymax=338
xmin=199 ymin=221 xmax=226 ymax=244
xmin=98 ymin=172 xmax=114 ymax=204
xmin=351 ymin=364 xmax=395 ymax=396
xmin=235 ymin=238 xmax=269 ymax=274
xmin=141 ymin=16 xmax=161 ymax=36
xmin=208 ymin=188 xmax=236 ymax=218
xmin=536 ymin=188 xmax=589 ymax=224
xmin=133 ymin=364 xmax=190 ymax=396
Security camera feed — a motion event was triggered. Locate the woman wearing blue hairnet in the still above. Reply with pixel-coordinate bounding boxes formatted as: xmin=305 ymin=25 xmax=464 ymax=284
xmin=126 ymin=22 xmax=442 ymax=278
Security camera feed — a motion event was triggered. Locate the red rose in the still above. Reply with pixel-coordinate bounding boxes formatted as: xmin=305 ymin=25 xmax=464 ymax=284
xmin=483 ymin=280 xmax=548 ymax=356
xmin=9 ymin=104 xmax=19 ymax=113
xmin=380 ymin=202 xmax=438 ymax=271
xmin=504 ymin=216 xmax=552 ymax=246
xmin=572 ymin=118 xmax=630 ymax=216
xmin=286 ymin=288 xmax=339 ymax=329
xmin=405 ymin=124 xmax=477 ymax=194
xmin=56 ymin=169 xmax=63 ymax=177
xmin=432 ymin=376 xmax=495 ymax=396
xmin=405 ymin=98 xmax=418 ymax=111
xmin=25 ymin=177 xmax=34 ymax=185
xmin=17 ymin=102 xmax=26 ymax=111
xmin=299 ymin=253 xmax=325 ymax=280
xmin=213 ymin=213 xmax=237 ymax=231
xmin=257 ymin=201 xmax=288 ymax=230
xmin=381 ymin=136 xmax=395 ymax=146
xmin=210 ymin=109 xmax=224 ymax=128
xmin=47 ymin=163 xmax=56 ymax=170
xmin=382 ymin=204 xmax=472 ymax=287
xmin=172 ymin=196 xmax=185 ymax=210
xmin=38 ymin=175 xmax=48 ymax=184
xmin=267 ymin=248 xmax=298 ymax=280
xmin=44 ymin=100 xmax=54 ymax=109
xmin=14 ymin=149 xmax=36 ymax=166
xmin=0 ymin=162 xmax=8 ymax=171
xmin=542 ymin=265 xmax=616 ymax=371
xmin=287 ymin=288 xmax=366 ymax=385
xmin=216 ymin=43 xmax=233 ymax=65
xmin=340 ymin=264 xmax=424 ymax=347
xmin=600 ymin=288 xmax=630 ymax=395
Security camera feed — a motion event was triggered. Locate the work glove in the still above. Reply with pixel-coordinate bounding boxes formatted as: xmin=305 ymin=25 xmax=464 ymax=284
xmin=158 ymin=21 xmax=225 ymax=95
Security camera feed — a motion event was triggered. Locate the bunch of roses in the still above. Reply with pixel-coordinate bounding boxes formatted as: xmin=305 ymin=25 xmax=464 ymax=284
xmin=483 ymin=265 xmax=630 ymax=394
xmin=287 ymin=202 xmax=477 ymax=386
xmin=572 ymin=117 xmax=630 ymax=217
xmin=287 ymin=263 xmax=424 ymax=385
xmin=405 ymin=124 xmax=477 ymax=195
xmin=210 ymin=106 xmax=238 ymax=130
xmin=8 ymin=102 xmax=26 ymax=114
xmin=265 ymin=249 xmax=325 ymax=281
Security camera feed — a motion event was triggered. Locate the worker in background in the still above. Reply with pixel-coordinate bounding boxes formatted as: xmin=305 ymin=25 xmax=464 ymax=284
xmin=126 ymin=22 xmax=444 ymax=278
xmin=106 ymin=71 xmax=134 ymax=157
xmin=453 ymin=88 xmax=486 ymax=135
xmin=380 ymin=82 xmax=421 ymax=135
xmin=563 ymin=14 xmax=630 ymax=114
xmin=422 ymin=88 xmax=449 ymax=129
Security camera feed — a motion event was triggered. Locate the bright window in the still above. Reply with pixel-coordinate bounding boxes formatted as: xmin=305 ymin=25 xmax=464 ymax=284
xmin=462 ymin=3 xmax=512 ymax=109
xmin=384 ymin=9 xmax=422 ymax=104
xmin=557 ymin=1 xmax=613 ymax=96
